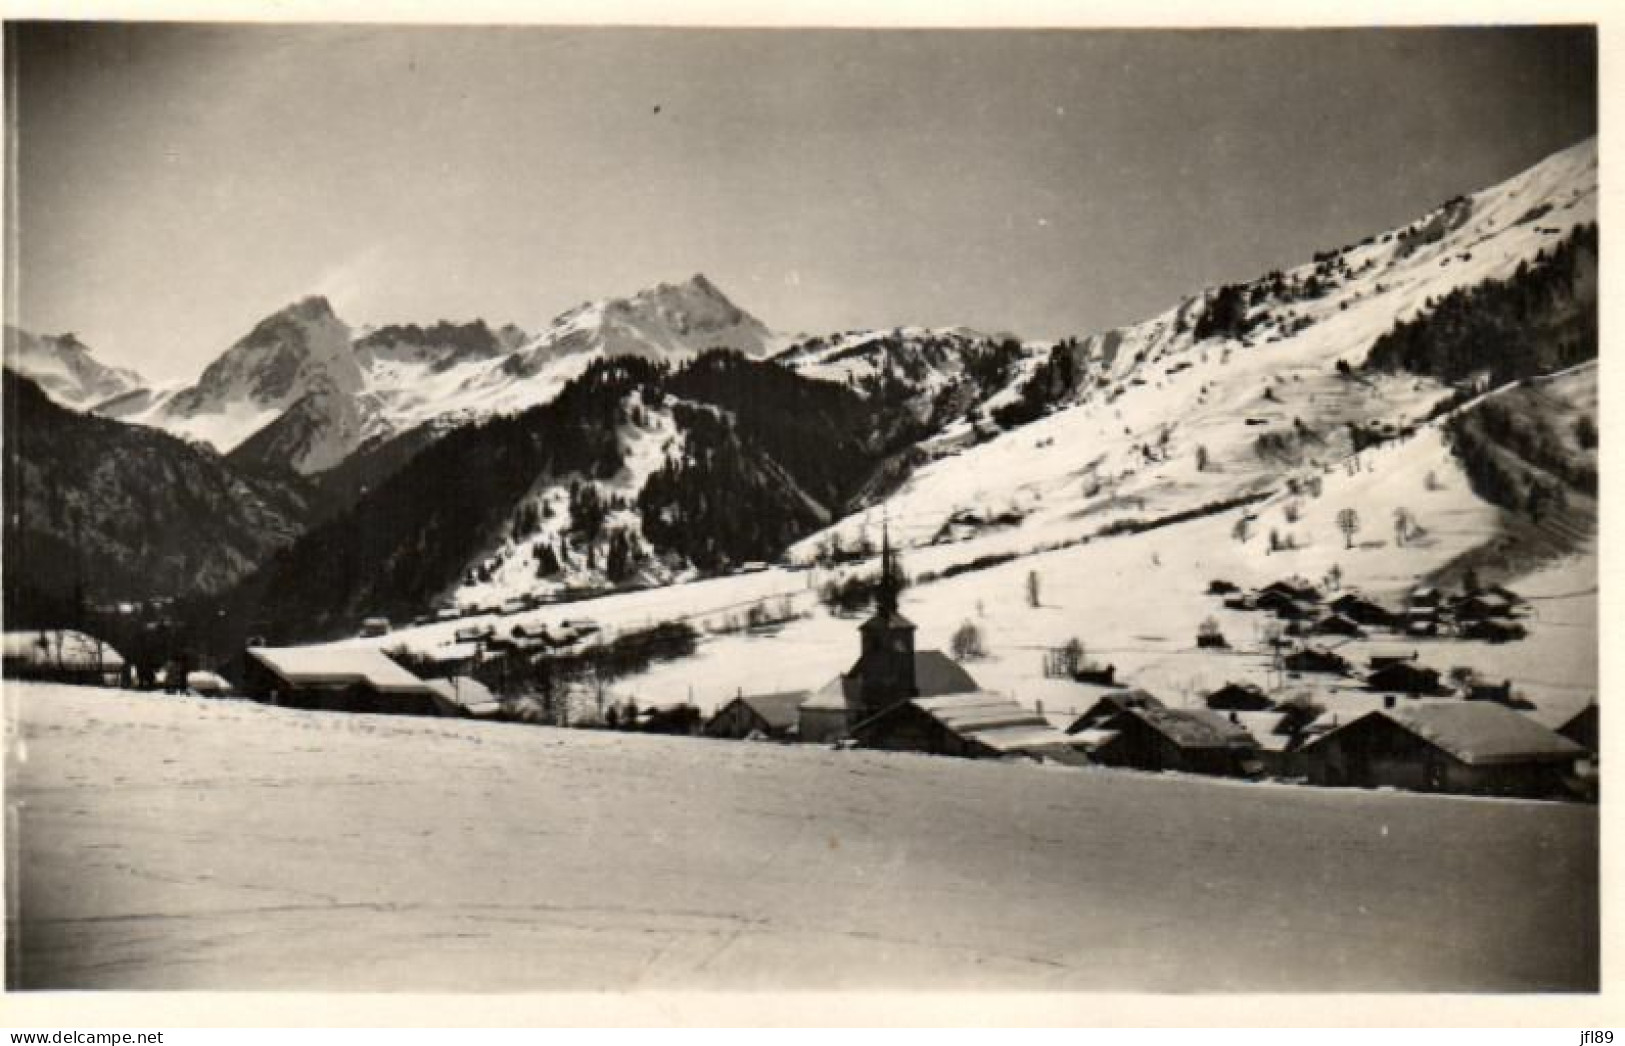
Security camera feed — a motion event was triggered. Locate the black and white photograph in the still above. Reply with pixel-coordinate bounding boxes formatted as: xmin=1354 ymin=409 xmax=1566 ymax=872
xmin=0 ymin=10 xmax=1606 ymax=1008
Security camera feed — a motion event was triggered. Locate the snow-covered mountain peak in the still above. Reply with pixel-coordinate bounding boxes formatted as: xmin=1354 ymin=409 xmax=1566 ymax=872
xmin=3 ymin=325 xmax=147 ymax=410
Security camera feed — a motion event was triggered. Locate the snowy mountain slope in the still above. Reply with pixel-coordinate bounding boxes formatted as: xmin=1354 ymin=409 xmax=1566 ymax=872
xmin=340 ymin=137 xmax=1596 ymax=734
xmin=3 ymin=326 xmax=146 ymax=410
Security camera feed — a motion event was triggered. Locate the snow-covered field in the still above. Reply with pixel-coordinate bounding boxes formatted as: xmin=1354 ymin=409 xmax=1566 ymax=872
xmin=6 ymin=682 xmax=1596 ymax=991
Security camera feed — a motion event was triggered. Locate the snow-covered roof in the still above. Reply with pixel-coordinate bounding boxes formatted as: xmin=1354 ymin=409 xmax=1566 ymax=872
xmin=249 ymin=645 xmax=435 ymax=695
xmin=2 ymin=630 xmax=125 ymax=671
xmin=728 ymin=691 xmax=809 ymax=731
xmin=907 ymin=691 xmax=1079 ymax=754
xmin=1314 ymin=702 xmax=1584 ymax=766
xmin=1132 ymin=707 xmax=1257 ymax=751
xmin=426 ymin=676 xmax=502 ymax=716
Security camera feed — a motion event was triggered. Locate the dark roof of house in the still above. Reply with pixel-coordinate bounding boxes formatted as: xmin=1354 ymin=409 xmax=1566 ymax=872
xmin=733 ymin=690 xmax=812 ymax=730
xmin=1128 ymin=707 xmax=1258 ymax=751
xmin=1315 ymin=703 xmax=1585 ymax=766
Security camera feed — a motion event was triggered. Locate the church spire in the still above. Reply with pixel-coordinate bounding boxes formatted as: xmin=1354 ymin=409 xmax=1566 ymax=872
xmin=876 ymin=522 xmax=900 ymax=615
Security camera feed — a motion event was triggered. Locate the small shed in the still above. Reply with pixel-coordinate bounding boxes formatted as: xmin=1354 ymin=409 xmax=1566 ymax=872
xmin=244 ymin=645 xmax=443 ymax=717
xmin=1091 ymin=707 xmax=1262 ymax=778
xmin=1303 ymin=703 xmax=1585 ymax=799
xmin=705 ymin=691 xmax=809 ymax=741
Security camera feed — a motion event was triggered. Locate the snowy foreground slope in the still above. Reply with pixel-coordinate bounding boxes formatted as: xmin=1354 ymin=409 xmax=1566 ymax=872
xmin=6 ymin=683 xmax=1596 ymax=990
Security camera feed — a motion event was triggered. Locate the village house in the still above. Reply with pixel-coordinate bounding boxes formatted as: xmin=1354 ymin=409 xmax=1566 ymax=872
xmin=243 ymin=645 xmax=443 ymax=717
xmin=1367 ymin=660 xmax=1444 ymax=695
xmin=2 ymin=629 xmax=126 ymax=687
xmin=1261 ymin=577 xmax=1320 ymax=603
xmin=1064 ymin=689 xmax=1164 ymax=755
xmin=850 ymin=691 xmax=1085 ymax=762
xmin=705 ymin=690 xmax=809 ymax=741
xmin=1463 ymin=678 xmax=1528 ymax=708
xmin=1460 ymin=618 xmax=1527 ymax=643
xmin=1204 ymin=682 xmax=1274 ymax=712
xmin=1327 ymin=592 xmax=1399 ymax=629
xmin=1283 ymin=644 xmax=1348 ymax=676
xmin=1088 ymin=706 xmax=1262 ymax=778
xmin=1303 ymin=702 xmax=1586 ymax=799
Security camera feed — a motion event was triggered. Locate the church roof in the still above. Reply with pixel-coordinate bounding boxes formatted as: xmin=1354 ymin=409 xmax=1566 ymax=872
xmin=809 ymin=649 xmax=981 ymax=712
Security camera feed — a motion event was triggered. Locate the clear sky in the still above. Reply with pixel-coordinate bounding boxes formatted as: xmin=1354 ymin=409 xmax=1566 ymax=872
xmin=6 ymin=23 xmax=1597 ymax=383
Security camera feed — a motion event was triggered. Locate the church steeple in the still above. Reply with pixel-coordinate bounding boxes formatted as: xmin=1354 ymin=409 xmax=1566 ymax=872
xmin=876 ymin=522 xmax=901 ymax=616
xmin=854 ymin=522 xmax=916 ymax=714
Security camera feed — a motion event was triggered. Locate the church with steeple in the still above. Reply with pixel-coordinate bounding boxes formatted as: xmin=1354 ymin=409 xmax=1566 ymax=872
xmin=796 ymin=527 xmax=982 ymax=742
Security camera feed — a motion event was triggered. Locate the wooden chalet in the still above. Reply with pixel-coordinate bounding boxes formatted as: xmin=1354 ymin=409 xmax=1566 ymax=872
xmin=244 ymin=645 xmax=442 ymax=717
xmin=1283 ymin=645 xmax=1348 ymax=676
xmin=1090 ymin=706 xmax=1262 ymax=778
xmin=1366 ymin=661 xmax=1444 ymax=696
xmin=1303 ymin=703 xmax=1585 ymax=799
xmin=1460 ymin=618 xmax=1527 ymax=643
xmin=1326 ymin=592 xmax=1398 ymax=628
xmin=1260 ymin=577 xmax=1320 ymax=603
xmin=850 ymin=691 xmax=1084 ymax=762
xmin=705 ymin=690 xmax=810 ymax=741
xmin=1203 ymin=682 xmax=1274 ymax=712
xmin=1065 ymin=689 xmax=1163 ymax=754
